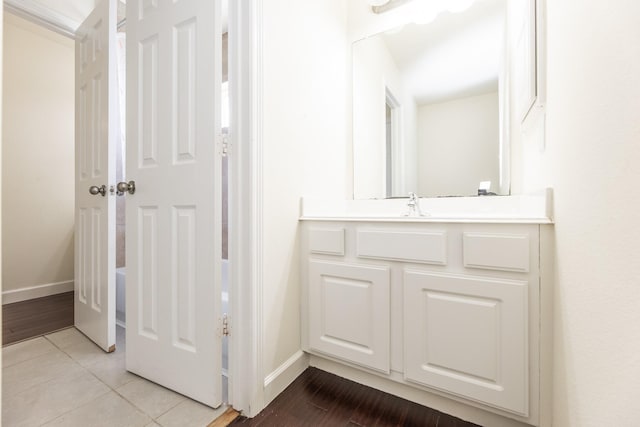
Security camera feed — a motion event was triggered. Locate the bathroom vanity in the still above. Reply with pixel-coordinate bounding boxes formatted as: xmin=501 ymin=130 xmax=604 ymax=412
xmin=299 ymin=194 xmax=553 ymax=426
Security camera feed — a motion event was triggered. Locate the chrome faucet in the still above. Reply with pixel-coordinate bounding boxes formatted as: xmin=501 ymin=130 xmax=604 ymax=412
xmin=404 ymin=192 xmax=426 ymax=217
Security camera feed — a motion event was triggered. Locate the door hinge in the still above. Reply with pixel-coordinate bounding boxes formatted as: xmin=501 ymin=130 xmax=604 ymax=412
xmin=219 ymin=134 xmax=231 ymax=157
xmin=222 ymin=314 xmax=230 ymax=337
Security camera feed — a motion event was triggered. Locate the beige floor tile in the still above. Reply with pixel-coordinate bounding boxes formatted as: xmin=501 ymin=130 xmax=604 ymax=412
xmin=62 ymin=339 xmax=113 ymax=367
xmin=156 ymin=400 xmax=227 ymax=427
xmin=145 ymin=423 xmax=161 ymax=427
xmin=2 ymin=336 xmax=57 ymax=368
xmin=116 ymin=378 xmax=185 ymax=419
xmin=46 ymin=327 xmax=89 ymax=349
xmin=2 ymin=369 xmax=110 ymax=427
xmin=42 ymin=391 xmax=151 ymax=427
xmin=2 ymin=350 xmax=85 ymax=395
xmin=86 ymin=351 xmax=137 ymax=389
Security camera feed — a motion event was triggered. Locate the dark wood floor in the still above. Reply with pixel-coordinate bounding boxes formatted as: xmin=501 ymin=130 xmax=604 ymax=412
xmin=230 ymin=367 xmax=480 ymax=427
xmin=2 ymin=291 xmax=74 ymax=345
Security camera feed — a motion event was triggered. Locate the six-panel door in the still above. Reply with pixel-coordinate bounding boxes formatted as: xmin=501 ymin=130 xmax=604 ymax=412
xmin=74 ymin=0 xmax=118 ymax=353
xmin=125 ymin=0 xmax=223 ymax=407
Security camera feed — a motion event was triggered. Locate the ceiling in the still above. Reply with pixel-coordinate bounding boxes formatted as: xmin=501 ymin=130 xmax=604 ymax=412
xmin=4 ymin=0 xmax=227 ymax=37
xmin=28 ymin=0 xmax=102 ymax=26
xmin=4 ymin=0 xmax=112 ymax=35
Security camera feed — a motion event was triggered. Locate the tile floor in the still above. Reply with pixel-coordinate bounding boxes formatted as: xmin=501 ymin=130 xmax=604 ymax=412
xmin=2 ymin=326 xmax=227 ymax=427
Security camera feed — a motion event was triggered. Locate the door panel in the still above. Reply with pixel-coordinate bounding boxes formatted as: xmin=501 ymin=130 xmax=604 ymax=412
xmin=125 ymin=0 xmax=222 ymax=407
xmin=74 ymin=0 xmax=117 ymax=352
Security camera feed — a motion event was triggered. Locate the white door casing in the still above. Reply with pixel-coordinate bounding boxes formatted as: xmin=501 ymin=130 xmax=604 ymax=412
xmin=74 ymin=0 xmax=118 ymax=353
xmin=125 ymin=0 xmax=222 ymax=407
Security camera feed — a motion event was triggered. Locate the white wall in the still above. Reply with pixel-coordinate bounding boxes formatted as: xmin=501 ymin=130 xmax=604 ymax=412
xmin=260 ymin=0 xmax=349 ymax=402
xmin=2 ymin=13 xmax=75 ymax=298
xmin=417 ymin=91 xmax=499 ymax=196
xmin=544 ymin=1 xmax=640 ymax=425
xmin=258 ymin=1 xmax=640 ymax=424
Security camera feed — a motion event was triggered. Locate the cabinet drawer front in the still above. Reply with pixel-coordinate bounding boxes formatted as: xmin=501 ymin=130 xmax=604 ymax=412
xmin=308 ymin=260 xmax=390 ymax=373
xmin=463 ymin=232 xmax=530 ymax=272
xmin=309 ymin=227 xmax=345 ymax=255
xmin=404 ymin=271 xmax=528 ymax=416
xmin=357 ymin=230 xmax=447 ymax=264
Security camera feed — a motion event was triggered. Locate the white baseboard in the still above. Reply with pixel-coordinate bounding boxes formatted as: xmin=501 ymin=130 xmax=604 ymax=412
xmin=263 ymin=350 xmax=309 ymax=406
xmin=2 ymin=280 xmax=74 ymax=305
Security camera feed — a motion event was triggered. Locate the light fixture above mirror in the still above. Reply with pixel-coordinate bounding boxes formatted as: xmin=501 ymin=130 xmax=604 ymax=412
xmin=372 ymin=0 xmax=479 ymax=26
xmin=370 ymin=0 xmax=408 ymax=14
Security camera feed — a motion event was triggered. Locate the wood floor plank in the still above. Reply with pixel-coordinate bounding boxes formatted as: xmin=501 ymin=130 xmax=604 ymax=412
xmin=2 ymin=292 xmax=74 ymax=345
xmin=229 ymin=367 xmax=481 ymax=427
xmin=315 ymin=374 xmax=367 ymax=426
xmin=401 ymin=404 xmax=441 ymax=427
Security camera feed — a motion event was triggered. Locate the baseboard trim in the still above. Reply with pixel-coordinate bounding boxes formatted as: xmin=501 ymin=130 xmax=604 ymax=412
xmin=2 ymin=280 xmax=74 ymax=305
xmin=263 ymin=350 xmax=309 ymax=406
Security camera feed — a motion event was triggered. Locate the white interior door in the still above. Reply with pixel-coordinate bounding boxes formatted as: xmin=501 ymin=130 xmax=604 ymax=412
xmin=74 ymin=0 xmax=118 ymax=353
xmin=125 ymin=0 xmax=222 ymax=407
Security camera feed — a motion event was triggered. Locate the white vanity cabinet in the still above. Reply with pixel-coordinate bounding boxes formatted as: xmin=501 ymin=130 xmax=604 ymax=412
xmin=301 ymin=219 xmax=552 ymax=426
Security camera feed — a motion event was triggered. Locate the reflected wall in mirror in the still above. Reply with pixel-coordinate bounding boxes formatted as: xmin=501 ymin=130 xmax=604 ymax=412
xmin=353 ymin=0 xmax=508 ymax=199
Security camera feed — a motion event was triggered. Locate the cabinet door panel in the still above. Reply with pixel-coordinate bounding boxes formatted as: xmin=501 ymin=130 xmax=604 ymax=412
xmin=404 ymin=271 xmax=528 ymax=416
xmin=309 ymin=227 xmax=345 ymax=255
xmin=463 ymin=232 xmax=530 ymax=272
xmin=357 ymin=229 xmax=447 ymax=264
xmin=308 ymin=260 xmax=390 ymax=373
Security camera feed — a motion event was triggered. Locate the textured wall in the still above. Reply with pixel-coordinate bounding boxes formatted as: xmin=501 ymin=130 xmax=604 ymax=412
xmin=546 ymin=1 xmax=640 ymax=425
xmin=261 ymin=0 xmax=350 ymax=390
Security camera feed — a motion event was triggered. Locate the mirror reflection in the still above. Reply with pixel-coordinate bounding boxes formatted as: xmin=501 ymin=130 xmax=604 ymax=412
xmin=352 ymin=0 xmax=507 ymax=199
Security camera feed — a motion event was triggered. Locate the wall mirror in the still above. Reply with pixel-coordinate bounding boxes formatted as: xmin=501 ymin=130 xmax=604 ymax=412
xmin=352 ymin=0 xmax=509 ymax=199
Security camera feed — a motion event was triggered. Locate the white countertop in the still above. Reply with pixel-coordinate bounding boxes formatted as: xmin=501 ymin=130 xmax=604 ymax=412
xmin=299 ymin=189 xmax=553 ymax=224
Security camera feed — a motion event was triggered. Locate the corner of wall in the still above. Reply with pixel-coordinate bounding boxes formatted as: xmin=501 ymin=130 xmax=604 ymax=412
xmin=262 ymin=350 xmax=310 ymax=408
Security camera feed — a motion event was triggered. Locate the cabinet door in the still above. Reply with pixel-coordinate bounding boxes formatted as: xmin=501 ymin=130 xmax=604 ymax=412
xmin=308 ymin=260 xmax=390 ymax=373
xmin=404 ymin=271 xmax=528 ymax=416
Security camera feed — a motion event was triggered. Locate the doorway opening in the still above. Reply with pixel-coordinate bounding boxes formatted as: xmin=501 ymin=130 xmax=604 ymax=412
xmin=3 ymin=0 xmax=232 ymax=410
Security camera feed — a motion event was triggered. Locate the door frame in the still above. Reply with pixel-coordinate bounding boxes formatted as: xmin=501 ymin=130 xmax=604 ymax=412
xmin=0 ymin=0 xmax=264 ymax=415
xmin=228 ymin=0 xmax=264 ymax=416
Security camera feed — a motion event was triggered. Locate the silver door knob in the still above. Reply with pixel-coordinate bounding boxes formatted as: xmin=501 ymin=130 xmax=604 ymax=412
xmin=117 ymin=180 xmax=136 ymax=195
xmin=89 ymin=185 xmax=107 ymax=196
